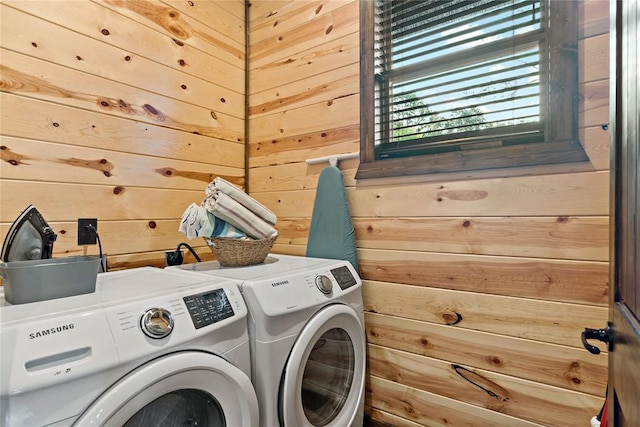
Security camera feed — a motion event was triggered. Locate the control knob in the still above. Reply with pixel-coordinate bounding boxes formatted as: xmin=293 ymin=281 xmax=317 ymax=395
xmin=315 ymin=275 xmax=333 ymax=294
xmin=141 ymin=308 xmax=174 ymax=339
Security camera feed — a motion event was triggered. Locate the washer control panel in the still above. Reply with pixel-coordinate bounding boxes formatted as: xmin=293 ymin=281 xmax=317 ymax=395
xmin=183 ymin=288 xmax=234 ymax=329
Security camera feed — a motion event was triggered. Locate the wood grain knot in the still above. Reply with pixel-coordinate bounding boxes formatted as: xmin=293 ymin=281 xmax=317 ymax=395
xmin=315 ymin=4 xmax=323 ymax=14
xmin=181 ymin=84 xmax=187 ymax=90
xmin=1 ymin=146 xmax=28 ymax=166
xmin=143 ymin=104 xmax=165 ymax=121
xmin=437 ymin=190 xmax=488 ymax=201
xmin=400 ymin=400 xmax=415 ymax=415
xmin=59 ymin=229 xmax=66 ymax=235
xmin=220 ymin=97 xmax=226 ymax=103
xmin=52 ymin=122 xmax=60 ymax=127
xmin=325 ymin=25 xmax=333 ymax=35
xmin=178 ymin=59 xmax=187 ymax=66
xmin=210 ymin=111 xmax=217 ymax=120
xmin=439 ymin=310 xmax=463 ymax=325
xmin=76 ymin=55 xmax=83 ymax=61
xmin=564 ymin=361 xmax=583 ymax=385
xmin=556 ymin=216 xmax=569 ymax=223
xmin=462 ymin=220 xmax=471 ymax=227
xmin=487 ymin=356 xmax=503 ymax=366
xmin=452 ymin=364 xmax=509 ymax=401
xmin=172 ymin=38 xmax=184 ymax=46
xmin=31 ymin=42 xmax=38 ymax=47
xmin=101 ymin=29 xmax=110 ymax=36
xmin=148 ymin=221 xmax=157 ymax=229
xmin=366 ymin=225 xmax=374 ymax=232
xmin=187 ymin=0 xmax=194 ymax=5
xmin=113 ymin=186 xmax=124 ymax=195
xmin=420 ymin=337 xmax=431 ymax=347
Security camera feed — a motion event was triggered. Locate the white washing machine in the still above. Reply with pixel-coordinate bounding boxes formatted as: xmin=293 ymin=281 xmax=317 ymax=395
xmin=0 ymin=267 xmax=259 ymax=426
xmin=172 ymin=254 xmax=366 ymax=427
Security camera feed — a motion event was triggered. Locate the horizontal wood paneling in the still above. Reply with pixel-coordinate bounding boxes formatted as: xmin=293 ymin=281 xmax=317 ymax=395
xmin=1 ymin=0 xmax=245 ymax=269
xmin=0 ymin=92 xmax=243 ymax=167
xmin=368 ymin=344 xmax=602 ymax=426
xmin=1 ymin=4 xmax=243 ymax=119
xmin=252 ymin=171 xmax=609 ymax=218
xmin=1 ymin=49 xmax=243 ymax=142
xmin=248 ymin=125 xmax=360 ymax=169
xmin=249 ymin=63 xmax=359 ymax=117
xmin=276 ymin=216 xmax=608 ymax=261
xmin=251 ymin=93 xmax=359 ymax=143
xmin=367 ymin=376 xmax=544 ymax=427
xmin=359 ymin=249 xmax=608 ymax=305
xmin=250 ymin=1 xmax=358 ymax=69
xmin=366 ymin=313 xmax=608 ymax=395
xmin=249 ymin=31 xmax=359 ymax=92
xmin=0 ymin=181 xmax=202 ymax=222
xmin=580 ymin=34 xmax=610 ymax=83
xmin=354 ymin=216 xmax=608 ymax=261
xmin=258 ymin=1 xmax=613 ymax=425
xmin=5 ymin=0 xmax=244 ymax=92
xmin=363 ymin=280 xmax=608 ymax=348
xmin=578 ymin=0 xmax=610 ymax=38
xmin=0 ymin=137 xmax=242 ymax=190
xmin=159 ymin=0 xmax=245 ymax=46
xmin=249 ymin=1 xmax=350 ymax=43
xmin=95 ymin=0 xmax=245 ymax=66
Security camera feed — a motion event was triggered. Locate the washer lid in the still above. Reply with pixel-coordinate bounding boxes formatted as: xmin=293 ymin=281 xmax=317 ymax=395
xmin=74 ymin=351 xmax=259 ymax=427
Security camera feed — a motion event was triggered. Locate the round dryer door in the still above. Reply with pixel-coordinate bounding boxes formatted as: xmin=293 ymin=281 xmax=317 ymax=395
xmin=280 ymin=304 xmax=366 ymax=427
xmin=74 ymin=351 xmax=259 ymax=427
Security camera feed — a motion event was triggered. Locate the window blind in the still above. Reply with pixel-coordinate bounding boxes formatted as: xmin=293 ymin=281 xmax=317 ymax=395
xmin=375 ymin=0 xmax=548 ymax=158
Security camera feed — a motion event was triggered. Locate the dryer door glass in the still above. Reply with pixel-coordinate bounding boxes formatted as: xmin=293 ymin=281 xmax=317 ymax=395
xmin=301 ymin=328 xmax=355 ymax=425
xmin=124 ymin=389 xmax=225 ymax=426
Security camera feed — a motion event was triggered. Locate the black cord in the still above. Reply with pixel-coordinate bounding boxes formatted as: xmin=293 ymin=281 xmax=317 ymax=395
xmin=85 ymin=224 xmax=105 ymax=272
xmin=177 ymin=242 xmax=202 ymax=263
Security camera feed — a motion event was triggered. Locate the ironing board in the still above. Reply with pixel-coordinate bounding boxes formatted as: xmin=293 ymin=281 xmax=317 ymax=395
xmin=305 ymin=166 xmax=358 ymax=271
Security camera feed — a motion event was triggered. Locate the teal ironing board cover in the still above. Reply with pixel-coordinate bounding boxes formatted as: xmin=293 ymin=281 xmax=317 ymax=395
xmin=306 ymin=166 xmax=358 ymax=271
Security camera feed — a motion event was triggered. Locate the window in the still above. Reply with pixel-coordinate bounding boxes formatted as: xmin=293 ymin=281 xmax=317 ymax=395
xmin=357 ymin=0 xmax=588 ymax=179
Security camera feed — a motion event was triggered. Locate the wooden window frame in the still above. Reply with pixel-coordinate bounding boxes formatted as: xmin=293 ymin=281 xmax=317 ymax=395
xmin=357 ymin=0 xmax=589 ymax=180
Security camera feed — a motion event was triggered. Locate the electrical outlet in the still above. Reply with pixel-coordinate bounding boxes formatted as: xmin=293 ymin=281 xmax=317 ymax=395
xmin=78 ymin=218 xmax=98 ymax=245
xmin=165 ymin=250 xmax=184 ymax=266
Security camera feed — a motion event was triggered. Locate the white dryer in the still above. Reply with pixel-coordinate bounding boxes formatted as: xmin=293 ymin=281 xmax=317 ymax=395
xmin=172 ymin=254 xmax=366 ymax=427
xmin=0 ymin=267 xmax=259 ymax=426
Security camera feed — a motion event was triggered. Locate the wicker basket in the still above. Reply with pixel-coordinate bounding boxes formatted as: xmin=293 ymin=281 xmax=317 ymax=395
xmin=205 ymin=235 xmax=277 ymax=267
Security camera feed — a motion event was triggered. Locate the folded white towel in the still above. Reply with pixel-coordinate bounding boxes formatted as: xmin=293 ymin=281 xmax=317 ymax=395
xmin=179 ymin=203 xmax=208 ymax=239
xmin=206 ymin=177 xmax=277 ymax=225
xmin=179 ymin=203 xmax=247 ymax=239
xmin=202 ymin=191 xmax=278 ymax=240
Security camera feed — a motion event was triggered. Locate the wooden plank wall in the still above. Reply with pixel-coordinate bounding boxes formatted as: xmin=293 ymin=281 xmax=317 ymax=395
xmin=247 ymin=1 xmax=610 ymax=426
xmin=0 ymin=0 xmax=246 ymax=269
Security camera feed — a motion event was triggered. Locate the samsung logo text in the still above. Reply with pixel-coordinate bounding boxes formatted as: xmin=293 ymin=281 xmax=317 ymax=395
xmin=29 ymin=324 xmax=75 ymax=339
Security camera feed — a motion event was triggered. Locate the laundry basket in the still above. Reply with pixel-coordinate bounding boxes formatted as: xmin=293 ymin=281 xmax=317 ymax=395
xmin=205 ymin=235 xmax=277 ymax=267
